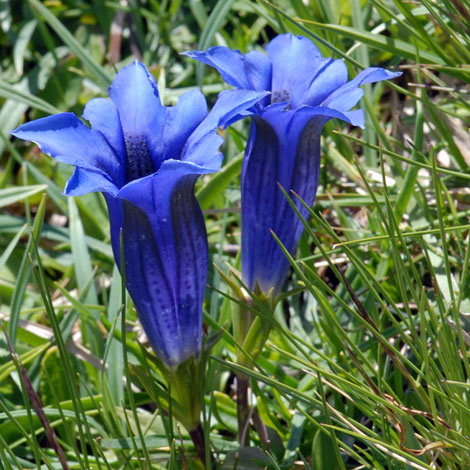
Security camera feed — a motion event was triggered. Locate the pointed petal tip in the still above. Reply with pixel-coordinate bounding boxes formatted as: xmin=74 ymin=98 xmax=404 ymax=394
xmin=109 ymin=60 xmax=161 ymax=105
xmin=378 ymin=68 xmax=402 ymax=80
xmin=183 ymin=46 xmax=257 ymax=90
xmin=181 ymin=49 xmax=216 ymax=62
xmin=181 ymin=50 xmax=197 ymax=58
xmin=356 ymin=67 xmax=402 ymax=86
xmin=183 ymin=88 xmax=270 ymax=166
xmin=216 ymin=88 xmax=270 ymax=129
xmin=10 ymin=126 xmax=21 ymax=137
xmin=10 ymin=113 xmax=90 ymax=158
xmin=64 ymin=167 xmax=119 ymax=197
xmin=11 ymin=112 xmax=80 ymax=139
xmin=182 ymin=45 xmax=239 ymax=57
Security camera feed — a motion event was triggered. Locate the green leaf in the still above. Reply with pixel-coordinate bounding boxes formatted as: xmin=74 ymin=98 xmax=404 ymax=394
xmin=68 ymin=198 xmax=98 ymax=305
xmin=297 ymin=20 xmax=444 ymax=64
xmin=222 ymin=447 xmax=272 ymax=470
xmin=196 ymin=0 xmax=236 ymax=85
xmin=0 ymin=343 xmax=49 ymax=383
xmin=0 ymin=224 xmax=27 ymax=272
xmin=0 ymin=81 xmax=60 ymax=115
xmin=28 ymin=0 xmax=112 ymax=88
xmin=8 ymin=194 xmax=46 ymax=346
xmin=13 ymin=19 xmax=37 ymax=76
xmin=0 ymin=185 xmax=47 ymax=209
xmin=68 ymin=198 xmax=103 ymax=359
xmin=197 ymin=155 xmax=242 ymax=210
xmin=0 ymin=131 xmax=68 ymax=213
xmin=311 ymin=429 xmax=346 ymax=470
xmin=104 ymin=266 xmax=124 ymax=405
xmin=189 ymin=0 xmax=208 ymax=29
xmin=101 ymin=433 xmax=191 ymax=450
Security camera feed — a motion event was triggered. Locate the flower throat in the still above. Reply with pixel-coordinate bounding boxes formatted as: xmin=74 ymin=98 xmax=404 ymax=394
xmin=124 ymin=132 xmax=156 ymax=182
xmin=271 ymin=89 xmax=291 ymax=109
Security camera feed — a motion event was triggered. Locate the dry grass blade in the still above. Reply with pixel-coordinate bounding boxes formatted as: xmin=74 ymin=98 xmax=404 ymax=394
xmin=0 ymin=320 xmax=70 ymax=470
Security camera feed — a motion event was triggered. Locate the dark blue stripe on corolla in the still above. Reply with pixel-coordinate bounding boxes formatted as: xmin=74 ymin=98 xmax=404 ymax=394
xmin=241 ymin=117 xmax=281 ymax=293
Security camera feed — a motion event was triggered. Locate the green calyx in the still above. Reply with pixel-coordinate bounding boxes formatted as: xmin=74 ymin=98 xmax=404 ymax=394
xmin=233 ymin=285 xmax=275 ymax=368
xmin=213 ymin=264 xmax=275 ymax=367
xmin=167 ymin=355 xmax=202 ymax=432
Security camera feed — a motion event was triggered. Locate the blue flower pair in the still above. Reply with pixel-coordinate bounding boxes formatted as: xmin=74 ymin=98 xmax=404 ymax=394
xmin=13 ymin=34 xmax=400 ymax=369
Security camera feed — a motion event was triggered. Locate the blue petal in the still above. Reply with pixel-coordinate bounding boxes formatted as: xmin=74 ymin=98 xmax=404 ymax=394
xmin=103 ymin=194 xmax=123 ymax=270
xmin=343 ymin=109 xmax=365 ymax=127
xmin=266 ymin=34 xmax=324 ymax=108
xmin=65 ymin=167 xmax=119 ymax=197
xmin=262 ymin=105 xmax=360 ymax=152
xmin=183 ymin=48 xmax=271 ymax=109
xmin=11 ymin=113 xmax=122 ymax=186
xmin=244 ymin=51 xmax=272 ymax=92
xmin=183 ymin=89 xmax=268 ymax=167
xmin=115 ymin=160 xmax=213 ymax=367
xmin=325 ymin=88 xmax=365 ymax=113
xmin=305 ymin=59 xmax=348 ymax=106
xmin=324 ymin=67 xmax=402 ymax=111
xmin=156 ymin=89 xmax=208 ymax=162
xmin=241 ymin=118 xmax=282 ymax=293
xmin=83 ymin=98 xmax=126 ymax=187
xmin=122 ymin=200 xmax=194 ymax=368
xmin=241 ymin=97 xmax=374 ymax=293
xmin=268 ymin=116 xmax=323 ymax=289
xmin=109 ymin=61 xmax=168 ymax=171
xmin=349 ymin=67 xmax=402 ymax=87
xmin=118 ymin=159 xmax=222 ymax=207
xmin=243 ymin=106 xmax=347 ymax=294
xmin=183 ymin=47 xmax=254 ymax=90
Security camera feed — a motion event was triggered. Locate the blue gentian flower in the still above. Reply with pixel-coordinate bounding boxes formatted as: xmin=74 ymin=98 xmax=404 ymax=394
xmin=185 ymin=34 xmax=401 ymax=296
xmin=12 ymin=62 xmax=266 ymax=368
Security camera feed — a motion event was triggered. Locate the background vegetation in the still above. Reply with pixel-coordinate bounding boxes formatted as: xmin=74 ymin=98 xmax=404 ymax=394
xmin=1 ymin=0 xmax=470 ymax=468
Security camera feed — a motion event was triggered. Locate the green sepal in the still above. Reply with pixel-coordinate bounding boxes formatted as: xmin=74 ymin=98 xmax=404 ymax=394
xmin=203 ymin=327 xmax=225 ymax=354
xmin=234 ymin=286 xmax=275 ymax=368
xmin=239 ymin=314 xmax=271 ymax=367
xmin=167 ymin=355 xmax=202 ymax=432
xmin=213 ymin=263 xmax=245 ymax=301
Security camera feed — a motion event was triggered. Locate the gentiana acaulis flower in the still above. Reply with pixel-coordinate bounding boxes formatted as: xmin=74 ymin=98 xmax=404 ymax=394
xmin=12 ymin=62 xmax=267 ymax=370
xmin=186 ymin=34 xmax=401 ymax=297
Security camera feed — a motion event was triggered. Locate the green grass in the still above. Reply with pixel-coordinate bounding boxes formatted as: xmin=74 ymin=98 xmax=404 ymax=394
xmin=1 ymin=0 xmax=470 ymax=468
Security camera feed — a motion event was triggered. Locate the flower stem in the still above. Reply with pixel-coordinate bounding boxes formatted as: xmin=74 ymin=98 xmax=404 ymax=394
xmin=236 ymin=372 xmax=251 ymax=447
xmin=233 ymin=293 xmax=274 ymax=447
xmin=188 ymin=423 xmax=213 ymax=467
xmin=252 ymin=411 xmax=270 ymax=450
